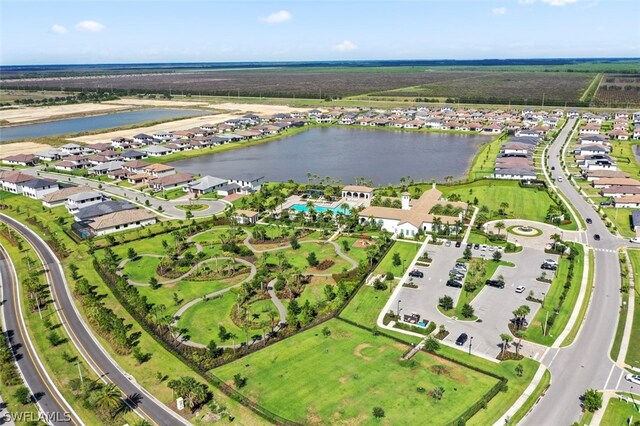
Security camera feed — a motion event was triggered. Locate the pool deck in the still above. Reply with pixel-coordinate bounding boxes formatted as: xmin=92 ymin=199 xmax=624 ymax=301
xmin=278 ymin=194 xmax=368 ymax=213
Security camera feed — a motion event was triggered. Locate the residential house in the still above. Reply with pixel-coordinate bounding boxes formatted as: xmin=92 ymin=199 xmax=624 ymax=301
xmin=0 ymin=171 xmax=35 ymax=194
xmin=66 ymin=191 xmax=108 ymax=213
xmin=21 ymin=178 xmax=59 ymax=200
xmin=184 ymin=175 xmax=228 ymax=195
xmin=148 ymin=173 xmax=194 ymax=192
xmin=143 ymin=163 xmax=176 ymax=178
xmin=2 ymin=154 xmax=38 ymax=167
xmin=60 ymin=143 xmax=85 ymax=155
xmin=86 ymin=209 xmax=156 ymax=236
xmin=232 ymin=209 xmax=259 ymax=225
xmin=227 ymin=175 xmax=264 ymax=193
xmin=41 ymin=185 xmax=93 ymax=208
xmin=142 ymin=145 xmax=173 ymax=157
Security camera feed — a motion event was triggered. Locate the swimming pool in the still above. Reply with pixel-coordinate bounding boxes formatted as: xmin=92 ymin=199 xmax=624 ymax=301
xmin=290 ymin=203 xmax=351 ymax=215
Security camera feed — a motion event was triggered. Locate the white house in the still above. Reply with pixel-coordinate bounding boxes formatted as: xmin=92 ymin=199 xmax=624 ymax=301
xmin=184 ymin=175 xmax=228 ymax=195
xmin=88 ymin=209 xmax=156 ymax=236
xmin=0 ymin=171 xmax=35 ymax=194
xmin=20 ymin=178 xmax=59 ymax=200
xmin=60 ymin=143 xmax=85 ymax=155
xmin=232 ymin=209 xmax=259 ymax=225
xmin=66 ymin=191 xmax=108 ymax=213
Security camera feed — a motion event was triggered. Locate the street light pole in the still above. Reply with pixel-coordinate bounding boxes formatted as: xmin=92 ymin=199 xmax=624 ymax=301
xmin=397 ymin=299 xmax=402 ymax=318
xmin=469 ymin=336 xmax=473 ymax=355
xmin=541 ymin=292 xmax=546 ymax=308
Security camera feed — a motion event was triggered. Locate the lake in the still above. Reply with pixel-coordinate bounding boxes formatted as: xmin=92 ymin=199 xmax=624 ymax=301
xmin=169 ymin=127 xmax=491 ymax=185
xmin=0 ymin=108 xmax=207 ymax=142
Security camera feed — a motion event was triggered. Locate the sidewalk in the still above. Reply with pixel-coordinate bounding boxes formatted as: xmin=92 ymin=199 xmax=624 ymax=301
xmin=590 ymin=391 xmax=615 ymax=426
xmin=618 ymin=248 xmax=636 ymax=367
xmin=493 ymin=364 xmax=548 ymax=426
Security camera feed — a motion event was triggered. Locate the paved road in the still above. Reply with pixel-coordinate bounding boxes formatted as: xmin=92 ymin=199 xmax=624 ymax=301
xmin=0 ymin=246 xmax=80 ymax=426
xmin=522 ymin=118 xmax=630 ymax=425
xmin=0 ymin=213 xmax=189 ymax=426
xmin=25 ymin=168 xmax=227 ymax=219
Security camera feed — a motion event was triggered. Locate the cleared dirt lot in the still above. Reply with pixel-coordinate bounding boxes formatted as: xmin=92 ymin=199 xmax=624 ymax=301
xmin=105 ymin=99 xmax=209 ymax=107
xmin=0 ymin=103 xmax=131 ymax=124
xmin=0 ymin=141 xmax=51 ymax=156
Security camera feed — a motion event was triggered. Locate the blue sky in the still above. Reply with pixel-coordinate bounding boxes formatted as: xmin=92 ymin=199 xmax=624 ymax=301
xmin=1 ymin=0 xmax=638 ymax=65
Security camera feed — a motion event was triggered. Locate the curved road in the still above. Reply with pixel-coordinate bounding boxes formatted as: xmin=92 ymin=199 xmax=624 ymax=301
xmin=0 ymin=246 xmax=81 ymax=426
xmin=522 ymin=119 xmax=634 ymax=425
xmin=0 ymin=213 xmax=189 ymax=426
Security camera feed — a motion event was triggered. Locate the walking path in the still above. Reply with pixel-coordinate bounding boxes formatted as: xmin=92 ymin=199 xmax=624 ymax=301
xmin=619 ymin=248 xmax=637 ymax=368
xmin=461 ymin=206 xmax=479 ymax=244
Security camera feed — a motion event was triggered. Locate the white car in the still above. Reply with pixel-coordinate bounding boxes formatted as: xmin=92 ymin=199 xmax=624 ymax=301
xmin=489 ymin=246 xmax=495 ymax=252
xmin=545 ymin=258 xmax=558 ymax=266
xmin=481 ymin=244 xmax=487 ymax=251
xmin=630 ymin=237 xmax=640 ymax=244
xmin=626 ymin=374 xmax=640 ymax=385
xmin=515 ymin=286 xmax=526 ymax=293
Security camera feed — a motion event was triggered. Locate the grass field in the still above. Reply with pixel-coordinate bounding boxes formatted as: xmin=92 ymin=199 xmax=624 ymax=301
xmin=440 ymin=180 xmax=559 ymax=224
xmin=340 ymin=283 xmax=396 ymax=326
xmin=177 ymin=290 xmax=263 ymax=345
xmin=213 ymin=319 xmax=499 ymax=425
xmin=506 ymin=368 xmax=551 ymax=426
xmin=625 ymin=250 xmax=640 ymax=367
xmin=525 ymin=244 xmax=584 ymax=346
xmin=601 ymin=395 xmax=640 ymax=425
xmin=334 ymin=236 xmax=369 ymax=264
xmin=374 ymin=240 xmax=420 ymax=276
xmin=562 ymin=249 xmax=594 ymax=347
xmin=261 ymin=242 xmax=351 ymax=274
xmin=604 ymin=207 xmax=635 ymax=238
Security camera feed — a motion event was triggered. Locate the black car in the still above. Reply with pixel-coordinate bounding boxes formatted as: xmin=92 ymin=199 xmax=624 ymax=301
xmin=541 ymin=263 xmax=557 ymax=271
xmin=600 ymin=201 xmax=612 ymax=206
xmin=473 ymin=244 xmax=480 ymax=250
xmin=586 ymin=218 xmax=592 ymax=224
xmin=466 ymin=243 xmax=473 ymax=250
xmin=455 ymin=241 xmax=462 ymax=248
xmin=455 ymin=262 xmax=467 ymax=271
xmin=485 ymin=279 xmax=505 ymax=289
xmin=551 ymin=166 xmax=555 ymax=170
xmin=455 ymin=333 xmax=468 ymax=346
xmin=446 ymin=279 xmax=463 ymax=288
xmin=408 ymin=270 xmax=424 ymax=278
xmin=594 ymin=234 xmax=601 ymax=241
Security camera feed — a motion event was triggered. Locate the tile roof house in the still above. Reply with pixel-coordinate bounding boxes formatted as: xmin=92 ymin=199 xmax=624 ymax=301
xmin=42 ymin=185 xmax=93 ymax=208
xmin=21 ymin=178 xmax=59 ymax=200
xmin=2 ymin=154 xmax=38 ymax=167
xmin=87 ymin=209 xmax=156 ymax=236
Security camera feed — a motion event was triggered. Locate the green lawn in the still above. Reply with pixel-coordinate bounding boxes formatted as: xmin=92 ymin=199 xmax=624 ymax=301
xmin=177 ymin=290 xmax=263 ymax=345
xmin=604 ymin=208 xmax=635 ymax=238
xmin=562 ymin=249 xmax=595 ymax=347
xmin=260 ymin=242 xmax=352 ymax=274
xmin=246 ymin=299 xmax=279 ymax=324
xmin=340 ymin=283 xmax=395 ymax=326
xmin=506 ymin=369 xmax=551 ymax=426
xmin=122 ymin=255 xmax=163 ymax=282
xmin=625 ymin=250 xmax=640 ymax=367
xmin=334 ymin=236 xmax=369 ymax=264
xmin=213 ymin=319 xmax=499 ymax=425
xmin=468 ymin=134 xmax=510 ymax=180
xmin=374 ymin=240 xmax=420 ymax=276
xmin=157 ymin=187 xmax=187 ymax=200
xmin=466 ymin=230 xmax=507 ymax=247
xmin=525 ymin=244 xmax=584 ymax=346
xmin=611 ymin=140 xmax=640 ymax=178
xmin=139 ymin=272 xmax=247 ymax=309
xmin=601 ymin=395 xmax=640 ymax=426
xmin=298 ymin=278 xmax=334 ymax=306
xmin=440 ymin=180 xmax=560 ymax=224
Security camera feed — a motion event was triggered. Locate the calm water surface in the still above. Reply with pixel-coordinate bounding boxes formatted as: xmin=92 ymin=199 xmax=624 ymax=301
xmin=0 ymin=108 xmax=207 ymax=142
xmin=169 ymin=127 xmax=491 ymax=185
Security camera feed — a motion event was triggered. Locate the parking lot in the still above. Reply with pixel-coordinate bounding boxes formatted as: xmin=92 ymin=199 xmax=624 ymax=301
xmin=391 ymin=241 xmax=556 ymax=360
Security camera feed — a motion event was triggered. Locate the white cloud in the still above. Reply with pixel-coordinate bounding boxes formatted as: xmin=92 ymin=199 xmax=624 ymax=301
xmin=260 ymin=10 xmax=292 ymax=24
xmin=492 ymin=7 xmax=507 ymax=15
xmin=333 ymin=40 xmax=357 ymax=52
xmin=541 ymin=0 xmax=578 ymax=5
xmin=520 ymin=0 xmax=578 ymax=5
xmin=75 ymin=20 xmax=106 ymax=32
xmin=51 ymin=24 xmax=68 ymax=34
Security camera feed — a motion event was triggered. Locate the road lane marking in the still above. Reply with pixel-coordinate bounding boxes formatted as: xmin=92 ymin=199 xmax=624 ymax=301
xmin=604 ymin=363 xmax=616 ymax=389
xmin=616 ymin=369 xmax=625 ymax=389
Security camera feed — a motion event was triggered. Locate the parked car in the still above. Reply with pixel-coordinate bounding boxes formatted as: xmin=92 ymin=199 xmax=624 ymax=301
xmin=455 ymin=333 xmax=468 ymax=346
xmin=630 ymin=237 xmax=640 ymax=244
xmin=489 ymin=246 xmax=495 ymax=252
xmin=473 ymin=244 xmax=480 ymax=250
xmin=481 ymin=244 xmax=487 ymax=251
xmin=551 ymin=166 xmax=555 ymax=170
xmin=626 ymin=374 xmax=640 ymax=385
xmin=557 ymin=176 xmax=563 ymax=182
xmin=485 ymin=279 xmax=505 ymax=289
xmin=586 ymin=218 xmax=592 ymax=224
xmin=515 ymin=286 xmax=526 ymax=293
xmin=544 ymin=258 xmax=558 ymax=266
xmin=445 ymin=240 xmax=451 ymax=247
xmin=541 ymin=263 xmax=557 ymax=271
xmin=450 ymin=272 xmax=465 ymax=281
xmin=408 ymin=270 xmax=424 ymax=278
xmin=455 ymin=241 xmax=462 ymax=248
xmin=455 ymin=262 xmax=467 ymax=271
xmin=600 ymin=201 xmax=612 ymax=206
xmin=594 ymin=234 xmax=601 ymax=241
xmin=446 ymin=279 xmax=463 ymax=288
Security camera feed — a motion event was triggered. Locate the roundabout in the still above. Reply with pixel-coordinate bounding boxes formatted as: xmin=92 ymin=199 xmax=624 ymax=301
xmin=508 ymin=225 xmax=543 ymax=237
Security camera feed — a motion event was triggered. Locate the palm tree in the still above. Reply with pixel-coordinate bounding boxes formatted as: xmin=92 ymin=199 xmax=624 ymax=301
xmin=500 ymin=201 xmax=510 ymax=216
xmin=499 ymin=333 xmax=513 ymax=356
xmin=514 ymin=330 xmax=524 ymax=357
xmin=93 ymin=383 xmax=122 ymax=413
xmin=432 ymin=217 xmax=443 ymax=235
xmin=495 ymin=221 xmax=506 ymax=235
xmin=455 ymin=219 xmax=464 ymax=235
